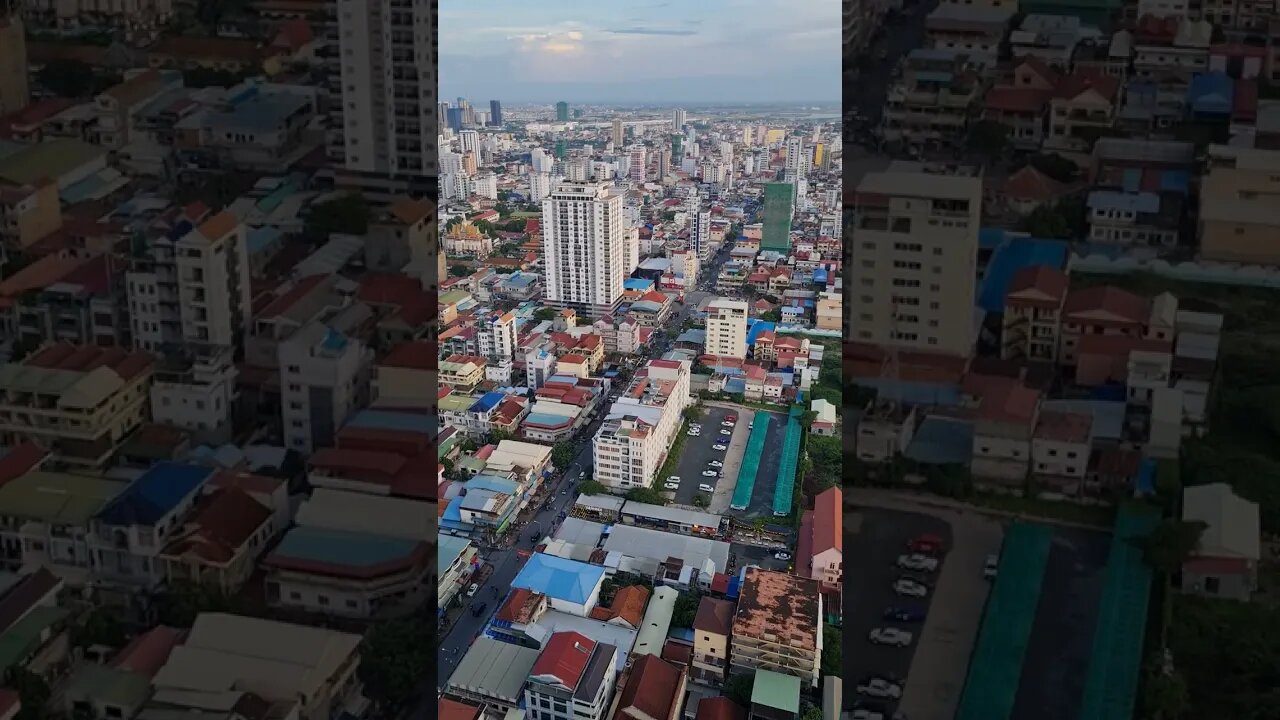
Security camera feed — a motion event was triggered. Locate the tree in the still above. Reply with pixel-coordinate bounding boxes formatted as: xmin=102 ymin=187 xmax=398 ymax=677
xmin=724 ymin=673 xmax=754 ymax=707
xmin=760 ymin=309 xmax=782 ymax=322
xmin=820 ymin=624 xmax=841 ymax=675
xmin=682 ymin=405 xmax=705 ymax=423
xmin=579 ymin=480 xmax=607 ymax=496
xmin=693 ymin=493 xmax=709 ymax=508
xmin=1029 ymin=153 xmax=1080 ymax=183
xmin=305 ymin=194 xmax=370 ymax=241
xmin=153 ymin=581 xmax=235 ymax=627
xmin=359 ymin=615 xmax=431 ymax=714
xmin=72 ymin=608 xmax=126 ymax=649
xmin=967 ymin=119 xmax=1010 ymax=159
xmin=800 ymin=707 xmax=824 ymax=720
xmin=626 ymin=487 xmax=667 ymax=505
xmin=534 ymin=307 xmax=558 ymax=322
xmin=37 ymin=59 xmax=97 ymax=98
xmin=806 ymin=436 xmax=841 ymax=489
xmin=671 ymin=589 xmax=701 ymax=627
xmin=490 ymin=428 xmax=514 ymax=444
xmin=551 ymin=442 xmax=576 ymax=470
xmin=448 ymin=265 xmax=470 ymax=277
xmin=1142 ymin=658 xmax=1191 ymax=720
xmin=8 ymin=668 xmax=50 ymax=720
xmin=1131 ymin=520 xmax=1207 ymax=576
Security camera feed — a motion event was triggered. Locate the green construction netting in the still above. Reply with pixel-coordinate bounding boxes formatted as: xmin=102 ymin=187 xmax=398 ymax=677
xmin=957 ymin=522 xmax=1053 ymax=720
xmin=730 ymin=414 xmax=771 ymax=510
xmin=1077 ymin=504 xmax=1160 ymax=720
xmin=771 ymin=406 xmax=803 ymax=517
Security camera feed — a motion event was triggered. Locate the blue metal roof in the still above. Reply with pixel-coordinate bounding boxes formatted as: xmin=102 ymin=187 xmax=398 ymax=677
xmin=95 ymin=462 xmax=212 ymax=527
xmin=466 ymin=475 xmax=519 ymax=494
xmin=1087 ymin=191 xmax=1160 ymax=213
xmin=469 ymin=391 xmax=505 ymax=414
xmin=347 ymin=409 xmax=436 ymax=434
xmin=511 ymin=553 xmax=605 ymax=604
xmin=1187 ymin=71 xmax=1233 ymax=114
xmin=747 ymin=320 xmax=776 ymax=345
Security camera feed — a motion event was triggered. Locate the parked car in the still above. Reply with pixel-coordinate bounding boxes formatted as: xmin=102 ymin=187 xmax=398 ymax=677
xmin=856 ymin=677 xmax=903 ymax=698
xmin=702 ymin=470 xmax=718 ymax=477
xmin=893 ymin=579 xmax=928 ymax=598
xmin=472 ymin=602 xmax=488 ymax=618
xmin=698 ymin=483 xmax=714 ymax=492
xmin=708 ymin=460 xmax=723 ymax=468
xmin=722 ymin=421 xmax=735 ymax=427
xmin=688 ymin=430 xmax=701 ymax=436
xmin=712 ymin=444 xmax=728 ymax=451
xmin=984 ymin=553 xmax=999 ymax=580
xmin=883 ymin=606 xmax=927 ymax=623
xmin=719 ymin=429 xmax=731 ymax=435
xmin=897 ymin=554 xmax=939 ymax=572
xmin=775 ymin=551 xmax=791 ymax=561
xmin=467 ymin=583 xmax=479 ymax=597
xmin=726 ymin=415 xmax=737 ymax=421
xmin=667 ymin=476 xmax=680 ymax=483
xmin=907 ymin=533 xmax=945 ymax=554
xmin=664 ymin=482 xmax=680 ymax=490
xmin=868 ymin=628 xmax=913 ymax=647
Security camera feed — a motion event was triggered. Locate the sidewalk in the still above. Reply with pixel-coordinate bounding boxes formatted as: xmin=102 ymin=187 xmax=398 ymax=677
xmin=846 ymin=486 xmax=1113 ymax=531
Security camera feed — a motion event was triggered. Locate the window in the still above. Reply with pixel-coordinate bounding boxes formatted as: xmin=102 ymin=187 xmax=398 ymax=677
xmin=1204 ymin=576 xmax=1220 ymax=594
xmin=318 ymin=595 xmax=330 ymax=606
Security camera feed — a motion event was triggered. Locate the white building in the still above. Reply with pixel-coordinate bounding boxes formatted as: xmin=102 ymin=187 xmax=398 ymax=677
xmin=593 ymin=359 xmax=691 ymax=491
xmin=628 ymin=146 xmax=647 ymax=183
xmin=542 ymin=181 xmax=628 ymax=317
xmin=470 ymin=173 xmax=499 ymax=200
xmin=335 ymin=0 xmax=434 ymax=180
xmin=849 ymin=162 xmax=981 ymax=357
xmin=786 ymin=137 xmax=809 ymax=176
xmin=278 ymin=322 xmax=371 ymax=454
xmin=127 ymin=210 xmax=252 ymax=353
xmin=524 ymin=632 xmax=619 ymax=720
xmin=673 ymin=108 xmax=686 ymax=132
xmin=478 ymin=311 xmax=518 ymax=363
xmin=149 ymin=346 xmax=238 ymax=445
xmin=705 ymin=298 xmax=748 ymax=359
xmin=531 ymin=172 xmax=563 ymax=202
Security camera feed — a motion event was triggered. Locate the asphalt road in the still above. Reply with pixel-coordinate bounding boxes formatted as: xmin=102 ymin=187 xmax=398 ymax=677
xmin=1012 ymin=526 xmax=1111 ymax=720
xmin=844 ymin=508 xmax=952 ymax=715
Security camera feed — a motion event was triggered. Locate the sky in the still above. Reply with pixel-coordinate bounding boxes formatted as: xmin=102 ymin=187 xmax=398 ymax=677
xmin=439 ymin=0 xmax=841 ymax=104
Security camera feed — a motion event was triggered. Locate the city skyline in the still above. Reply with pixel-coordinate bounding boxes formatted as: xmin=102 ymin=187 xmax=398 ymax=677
xmin=440 ymin=0 xmax=840 ymax=104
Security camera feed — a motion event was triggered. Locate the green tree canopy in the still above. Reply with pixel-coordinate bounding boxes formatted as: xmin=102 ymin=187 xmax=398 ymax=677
xmin=578 ymin=479 xmax=607 ymax=496
xmin=1131 ymin=520 xmax=1207 ymax=576
xmin=37 ymin=59 xmax=99 ymax=98
xmin=534 ymin=307 xmax=558 ymax=322
xmin=626 ymin=487 xmax=668 ymax=505
xmin=551 ymin=442 xmax=576 ymax=470
xmin=723 ymin=673 xmax=753 ymax=707
xmin=359 ymin=616 xmax=431 ymax=714
xmin=305 ymin=194 xmax=370 ymax=241
xmin=820 ymin=624 xmax=842 ymax=675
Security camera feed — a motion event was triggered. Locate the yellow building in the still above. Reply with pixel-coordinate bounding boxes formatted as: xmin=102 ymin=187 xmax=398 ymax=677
xmin=813 ymin=143 xmax=825 ymax=168
xmin=815 ymin=294 xmax=842 ymax=332
xmin=1199 ymin=165 xmax=1280 ymax=265
xmin=0 ymin=179 xmax=61 ymax=250
xmin=765 ymin=129 xmax=785 ymax=145
xmin=0 ymin=344 xmax=154 ymax=469
xmin=373 ymin=341 xmax=437 ymax=412
xmin=439 ymin=354 xmax=486 ymax=391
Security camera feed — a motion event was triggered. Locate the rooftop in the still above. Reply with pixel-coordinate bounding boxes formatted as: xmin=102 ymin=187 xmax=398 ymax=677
xmin=511 ymin=553 xmax=605 ymax=605
xmin=95 ymin=462 xmax=212 ymax=527
xmin=732 ymin=568 xmax=820 ymax=650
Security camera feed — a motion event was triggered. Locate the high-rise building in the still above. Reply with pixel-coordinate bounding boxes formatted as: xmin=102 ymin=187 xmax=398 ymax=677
xmin=556 ymin=101 xmax=570 ymax=121
xmin=742 ymin=127 xmax=753 ymax=146
xmin=850 ymin=163 xmax=982 ymax=357
xmin=0 ymin=16 xmax=28 ymax=116
xmin=628 ymin=146 xmax=647 ymax=183
xmin=459 ymin=130 xmax=479 ymax=155
xmin=672 ymin=108 xmax=686 ymax=132
xmin=761 ymin=183 xmax=795 ymax=252
xmin=279 ymin=322 xmax=370 ymax=454
xmin=446 ymin=107 xmax=462 ymax=131
xmin=672 ymin=134 xmax=683 ymax=158
xmin=489 ymin=99 xmax=502 ymax=126
xmin=542 ymin=181 xmax=627 ymax=316
xmin=786 ymin=137 xmax=809 ymax=176
xmin=814 ymin=143 xmax=825 ymax=169
xmin=611 ymin=119 xmax=624 ymax=148
xmin=594 ymin=358 xmax=691 ymax=490
xmin=705 ymin=299 xmax=749 ymax=359
xmin=555 ymin=139 xmax=567 ymax=160
xmin=657 ymin=148 xmax=670 ymax=180
xmin=691 ymin=208 xmax=711 ymax=260
xmin=335 ymin=0 xmax=434 ymax=178
xmin=531 ymin=148 xmax=553 ymax=173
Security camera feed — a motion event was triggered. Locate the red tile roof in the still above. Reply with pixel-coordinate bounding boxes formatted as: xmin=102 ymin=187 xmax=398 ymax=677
xmin=977 ymin=381 xmax=1040 ymax=425
xmin=661 ymin=639 xmax=692 ymax=666
xmin=696 ymin=697 xmax=746 ymax=720
xmin=693 ymin=596 xmax=734 ymax=636
xmin=439 ymin=698 xmax=482 ymax=720
xmin=256 ymin=274 xmax=328 ymax=319
xmin=1007 ymin=265 xmax=1069 ymax=307
xmin=1003 ymin=165 xmax=1064 ymax=203
xmin=530 ymin=631 xmax=596 ymax=690
xmin=613 ymin=655 xmax=683 ymax=720
xmin=24 ymin=343 xmax=153 ymax=381
xmin=1034 ymin=410 xmax=1093 ymax=443
xmin=812 ymin=486 xmax=842 ymax=555
xmin=985 ymin=86 xmax=1053 ymax=113
xmin=381 ymin=341 xmax=436 ymax=370
xmin=1063 ymin=286 xmax=1149 ymax=325
xmin=161 ymin=488 xmax=273 ymax=564
xmin=0 ymin=444 xmax=46 ymax=488
xmin=1054 ymin=71 xmax=1120 ymax=102
xmin=609 ymin=585 xmax=650 ymax=627
xmin=496 ymin=588 xmax=544 ymax=624
xmin=112 ymin=625 xmax=183 ymax=677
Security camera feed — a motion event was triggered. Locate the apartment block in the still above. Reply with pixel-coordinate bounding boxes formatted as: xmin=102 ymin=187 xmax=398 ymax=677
xmin=729 ymin=568 xmax=822 ymax=685
xmin=1199 ymin=163 xmax=1280 ymax=264
xmin=25 ymin=0 xmax=173 ymax=39
xmin=0 ymin=254 xmax=127 ymax=350
xmin=883 ymin=49 xmax=981 ymax=148
xmin=525 ymin=632 xmax=619 ymax=720
xmin=279 ymin=322 xmax=371 ymax=454
xmin=542 ymin=181 xmax=628 ymax=318
xmin=0 ymin=179 xmax=60 ymax=251
xmin=593 ymin=359 xmax=690 ymax=492
xmin=0 ymin=344 xmax=153 ymax=468
xmin=850 ymin=162 xmax=982 ymax=358
xmin=705 ymin=298 xmax=749 ymax=359
xmin=691 ymin=596 xmax=734 ymax=685
xmin=149 ymin=346 xmax=238 ymax=445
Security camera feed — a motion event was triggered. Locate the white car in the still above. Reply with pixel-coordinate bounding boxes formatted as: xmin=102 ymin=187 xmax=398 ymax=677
xmin=698 ymin=484 xmax=714 ymax=492
xmin=719 ymin=429 xmax=731 ymax=435
xmin=774 ymin=551 xmax=791 ymax=561
xmin=664 ymin=482 xmax=679 ymax=490
xmin=868 ymin=628 xmax=913 ymax=647
xmin=687 ymin=430 xmax=701 ymax=436
xmin=702 ymin=470 xmax=719 ymax=477
xmin=466 ymin=583 xmax=479 ymax=597
xmin=897 ymin=554 xmax=939 ymax=572
xmin=893 ymin=579 xmax=928 ymax=598
xmin=667 ymin=476 xmax=680 ymax=483
xmin=856 ymin=678 xmax=903 ymax=698
xmin=708 ymin=460 xmax=723 ymax=468
xmin=985 ymin=553 xmax=999 ymax=580
xmin=712 ymin=444 xmax=727 ymax=451
xmin=722 ymin=421 xmax=735 ymax=427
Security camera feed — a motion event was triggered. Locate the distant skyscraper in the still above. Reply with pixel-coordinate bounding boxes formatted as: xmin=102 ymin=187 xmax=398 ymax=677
xmin=459 ymin=130 xmax=479 ymax=155
xmin=672 ymin=108 xmax=686 ymax=132
xmin=762 ymin=183 xmax=794 ymax=252
xmin=612 ymin=119 xmax=624 ymax=148
xmin=446 ymin=107 xmax=463 ymax=131
xmin=542 ymin=181 xmax=627 ymax=316
xmin=658 ymin=148 xmax=670 ymax=180
xmin=573 ymin=108 xmax=583 ymax=119
xmin=489 ymin=100 xmax=503 ymax=126
xmin=785 ymin=137 xmax=809 ymax=176
xmin=672 ymin=134 xmax=683 ymax=158
xmin=556 ymin=101 xmax=569 ymax=121
xmin=555 ymin=139 xmax=567 ymax=160
xmin=335 ymin=0 xmax=434 ymax=177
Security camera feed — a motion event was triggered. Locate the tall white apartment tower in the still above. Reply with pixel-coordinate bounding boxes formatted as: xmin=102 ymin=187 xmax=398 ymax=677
xmin=459 ymin=130 xmax=479 ymax=155
xmin=672 ymin=108 xmax=686 ymax=132
xmin=628 ymin=146 xmax=647 ymax=183
xmin=705 ymin=299 xmax=749 ymax=359
xmin=786 ymin=137 xmax=809 ymax=176
xmin=542 ymin=182 xmax=627 ymax=317
xmin=691 ymin=209 xmax=712 ymax=261
xmin=850 ymin=162 xmax=982 ymax=357
xmin=335 ymin=0 xmax=435 ymax=179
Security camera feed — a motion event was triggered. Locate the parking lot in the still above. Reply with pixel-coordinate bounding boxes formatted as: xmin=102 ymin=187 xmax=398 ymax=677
xmin=730 ymin=409 xmax=787 ymax=518
xmin=666 ymin=405 xmax=744 ymax=505
xmin=843 ymin=508 xmax=953 ymax=717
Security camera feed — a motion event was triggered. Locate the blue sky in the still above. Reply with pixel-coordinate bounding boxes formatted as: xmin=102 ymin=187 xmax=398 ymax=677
xmin=439 ymin=0 xmax=841 ymax=104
